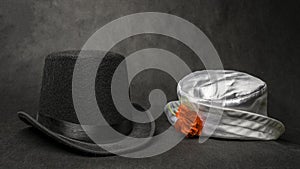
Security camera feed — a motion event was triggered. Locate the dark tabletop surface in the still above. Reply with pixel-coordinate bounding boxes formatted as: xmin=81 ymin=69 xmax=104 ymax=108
xmin=1 ymin=106 xmax=300 ymax=169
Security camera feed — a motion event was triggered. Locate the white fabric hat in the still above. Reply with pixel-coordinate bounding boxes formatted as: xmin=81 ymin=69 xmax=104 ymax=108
xmin=164 ymin=70 xmax=285 ymax=140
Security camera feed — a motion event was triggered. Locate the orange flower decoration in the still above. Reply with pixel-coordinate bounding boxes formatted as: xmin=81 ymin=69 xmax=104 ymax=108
xmin=174 ymin=104 xmax=204 ymax=138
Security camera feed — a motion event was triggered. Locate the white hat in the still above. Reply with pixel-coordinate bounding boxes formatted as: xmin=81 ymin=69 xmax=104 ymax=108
xmin=164 ymin=70 xmax=285 ymax=140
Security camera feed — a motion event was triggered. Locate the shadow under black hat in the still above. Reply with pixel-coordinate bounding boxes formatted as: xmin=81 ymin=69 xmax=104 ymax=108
xmin=18 ymin=50 xmax=153 ymax=156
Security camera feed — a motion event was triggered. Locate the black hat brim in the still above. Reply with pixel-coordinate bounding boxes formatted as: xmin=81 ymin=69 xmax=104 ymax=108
xmin=18 ymin=111 xmax=154 ymax=156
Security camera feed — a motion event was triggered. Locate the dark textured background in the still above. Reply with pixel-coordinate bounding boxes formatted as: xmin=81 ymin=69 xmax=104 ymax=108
xmin=1 ymin=0 xmax=300 ymax=168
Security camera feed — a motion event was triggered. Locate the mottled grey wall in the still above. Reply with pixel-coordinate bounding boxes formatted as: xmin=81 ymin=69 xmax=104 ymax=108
xmin=1 ymin=0 xmax=299 ymax=143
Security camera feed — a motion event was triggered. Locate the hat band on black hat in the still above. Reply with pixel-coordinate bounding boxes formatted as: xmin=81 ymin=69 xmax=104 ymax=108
xmin=36 ymin=113 xmax=133 ymax=143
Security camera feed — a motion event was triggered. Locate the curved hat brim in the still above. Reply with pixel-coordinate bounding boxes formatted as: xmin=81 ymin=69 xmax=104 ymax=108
xmin=165 ymin=101 xmax=285 ymax=140
xmin=18 ymin=111 xmax=154 ymax=156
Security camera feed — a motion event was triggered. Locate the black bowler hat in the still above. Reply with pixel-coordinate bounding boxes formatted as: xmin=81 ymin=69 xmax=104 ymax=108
xmin=18 ymin=50 xmax=153 ymax=156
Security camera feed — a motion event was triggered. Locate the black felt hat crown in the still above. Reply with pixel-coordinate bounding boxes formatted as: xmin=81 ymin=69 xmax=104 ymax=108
xmin=18 ymin=50 xmax=152 ymax=156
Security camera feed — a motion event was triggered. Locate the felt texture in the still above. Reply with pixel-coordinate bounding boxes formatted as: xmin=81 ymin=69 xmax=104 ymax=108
xmin=39 ymin=50 xmax=127 ymax=125
xmin=16 ymin=50 xmax=154 ymax=156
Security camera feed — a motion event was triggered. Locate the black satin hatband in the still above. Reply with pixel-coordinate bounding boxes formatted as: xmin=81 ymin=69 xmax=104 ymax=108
xmin=36 ymin=113 xmax=133 ymax=143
